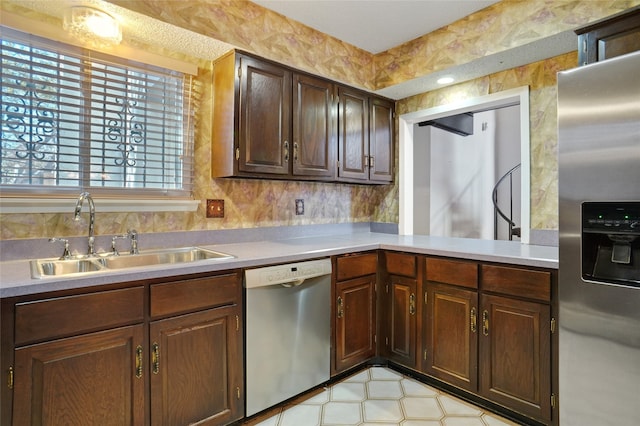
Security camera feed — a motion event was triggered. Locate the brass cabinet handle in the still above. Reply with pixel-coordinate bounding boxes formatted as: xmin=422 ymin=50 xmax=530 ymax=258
xmin=293 ymin=141 xmax=298 ymax=162
xmin=482 ymin=310 xmax=489 ymax=336
xmin=7 ymin=366 xmax=13 ymax=389
xmin=409 ymin=293 xmax=416 ymax=316
xmin=135 ymin=345 xmax=143 ymax=378
xmin=364 ymin=155 xmax=369 ymax=168
xmin=470 ymin=307 xmax=477 ymax=333
xmin=369 ymin=156 xmax=375 ymax=168
xmin=152 ymin=342 xmax=160 ymax=375
xmin=284 ymin=141 xmax=289 ymax=162
xmin=337 ymin=296 xmax=344 ymax=318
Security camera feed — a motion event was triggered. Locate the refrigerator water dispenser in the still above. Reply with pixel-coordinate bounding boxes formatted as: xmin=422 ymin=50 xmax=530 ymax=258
xmin=581 ymin=202 xmax=640 ymax=287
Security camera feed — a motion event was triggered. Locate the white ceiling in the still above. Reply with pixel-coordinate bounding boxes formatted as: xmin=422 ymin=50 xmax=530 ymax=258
xmin=252 ymin=0 xmax=501 ymax=54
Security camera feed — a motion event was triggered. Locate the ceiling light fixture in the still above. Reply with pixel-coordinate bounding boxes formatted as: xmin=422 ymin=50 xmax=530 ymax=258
xmin=437 ymin=77 xmax=455 ymax=85
xmin=63 ymin=6 xmax=122 ymax=47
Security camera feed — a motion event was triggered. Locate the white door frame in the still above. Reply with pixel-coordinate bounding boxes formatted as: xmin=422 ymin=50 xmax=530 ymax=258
xmin=398 ymin=86 xmax=530 ymax=244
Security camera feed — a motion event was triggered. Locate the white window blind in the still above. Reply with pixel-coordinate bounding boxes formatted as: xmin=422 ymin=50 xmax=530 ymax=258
xmin=1 ymin=28 xmax=195 ymax=198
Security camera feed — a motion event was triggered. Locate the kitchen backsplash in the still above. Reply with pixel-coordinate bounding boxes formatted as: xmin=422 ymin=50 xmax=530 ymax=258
xmin=1 ymin=0 xmax=636 ymax=240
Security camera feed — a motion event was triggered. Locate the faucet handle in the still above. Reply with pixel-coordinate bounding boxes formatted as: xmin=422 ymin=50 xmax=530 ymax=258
xmin=127 ymin=229 xmax=139 ymax=255
xmin=49 ymin=238 xmax=71 ymax=260
xmin=110 ymin=234 xmax=129 ymax=256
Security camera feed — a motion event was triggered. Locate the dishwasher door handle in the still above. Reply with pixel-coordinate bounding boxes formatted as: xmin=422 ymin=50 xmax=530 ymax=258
xmin=280 ymin=278 xmax=305 ymax=288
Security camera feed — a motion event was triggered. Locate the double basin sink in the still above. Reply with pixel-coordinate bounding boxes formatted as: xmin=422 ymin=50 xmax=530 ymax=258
xmin=31 ymin=247 xmax=235 ymax=279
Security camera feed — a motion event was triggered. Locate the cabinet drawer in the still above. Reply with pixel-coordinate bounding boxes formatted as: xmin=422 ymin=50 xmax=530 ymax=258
xmin=481 ymin=265 xmax=551 ymax=302
xmin=151 ymin=272 xmax=240 ymax=318
xmin=336 ymin=253 xmax=377 ymax=281
xmin=426 ymin=258 xmax=478 ymax=289
xmin=15 ymin=287 xmax=144 ymax=346
xmin=385 ymin=252 xmax=417 ymax=277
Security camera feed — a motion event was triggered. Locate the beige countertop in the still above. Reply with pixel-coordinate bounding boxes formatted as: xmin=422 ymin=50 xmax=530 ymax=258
xmin=0 ymin=232 xmax=558 ymax=298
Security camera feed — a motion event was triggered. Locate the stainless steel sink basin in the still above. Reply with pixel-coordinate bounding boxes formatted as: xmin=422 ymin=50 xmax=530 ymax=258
xmin=31 ymin=257 xmax=106 ymax=278
xmin=102 ymin=247 xmax=234 ymax=270
xmin=30 ymin=247 xmax=234 ymax=278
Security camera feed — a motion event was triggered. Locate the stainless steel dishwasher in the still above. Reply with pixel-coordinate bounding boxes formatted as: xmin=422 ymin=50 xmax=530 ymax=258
xmin=244 ymin=258 xmax=332 ymax=417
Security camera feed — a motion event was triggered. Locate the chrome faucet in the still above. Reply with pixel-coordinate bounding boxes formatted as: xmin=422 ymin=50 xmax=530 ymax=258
xmin=128 ymin=229 xmax=139 ymax=255
xmin=74 ymin=192 xmax=96 ymax=256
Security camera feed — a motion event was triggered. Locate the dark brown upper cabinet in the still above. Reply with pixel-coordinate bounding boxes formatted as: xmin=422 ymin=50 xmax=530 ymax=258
xmin=575 ymin=6 xmax=640 ymax=65
xmin=292 ymin=73 xmax=336 ymax=179
xmin=212 ymin=50 xmax=393 ymax=184
xmin=337 ymin=87 xmax=394 ymax=184
xmin=212 ymin=51 xmax=334 ymax=181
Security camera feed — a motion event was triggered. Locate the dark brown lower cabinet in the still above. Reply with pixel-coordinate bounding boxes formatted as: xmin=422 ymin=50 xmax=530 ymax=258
xmin=384 ymin=275 xmax=417 ymax=368
xmin=12 ymin=325 xmax=145 ymax=426
xmin=479 ymin=293 xmax=551 ymax=422
xmin=332 ymin=252 xmax=377 ymax=375
xmin=150 ymin=305 xmax=242 ymax=426
xmin=424 ymin=282 xmax=478 ymax=392
xmin=4 ymin=272 xmax=243 ymax=426
xmin=334 ymin=275 xmax=376 ymax=372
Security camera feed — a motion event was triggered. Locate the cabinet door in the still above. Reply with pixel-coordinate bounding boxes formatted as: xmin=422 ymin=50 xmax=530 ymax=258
xmin=577 ymin=9 xmax=640 ymax=65
xmin=369 ymin=97 xmax=394 ymax=183
xmin=384 ymin=275 xmax=417 ymax=368
xmin=424 ymin=283 xmax=478 ymax=392
xmin=337 ymin=86 xmax=369 ymax=181
xmin=238 ymin=55 xmax=291 ymax=175
xmin=13 ymin=325 xmax=145 ymax=426
xmin=479 ymin=294 xmax=551 ymax=422
xmin=150 ymin=305 xmax=243 ymax=426
xmin=334 ymin=275 xmax=376 ymax=373
xmin=293 ymin=73 xmax=336 ymax=178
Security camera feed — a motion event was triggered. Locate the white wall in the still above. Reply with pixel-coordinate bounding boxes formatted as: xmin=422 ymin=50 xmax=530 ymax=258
xmin=494 ymin=105 xmax=522 ymax=240
xmin=413 ymin=106 xmax=520 ymax=240
xmin=413 ymin=125 xmax=431 ymax=235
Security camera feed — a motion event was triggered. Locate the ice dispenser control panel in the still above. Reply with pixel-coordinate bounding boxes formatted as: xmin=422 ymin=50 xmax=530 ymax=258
xmin=582 ymin=202 xmax=640 ymax=287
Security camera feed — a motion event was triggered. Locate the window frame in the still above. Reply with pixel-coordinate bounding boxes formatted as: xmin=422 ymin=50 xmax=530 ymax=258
xmin=0 ymin=27 xmax=196 ymax=205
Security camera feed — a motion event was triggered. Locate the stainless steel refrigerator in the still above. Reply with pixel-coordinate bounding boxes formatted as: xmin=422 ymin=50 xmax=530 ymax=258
xmin=558 ymin=50 xmax=640 ymax=425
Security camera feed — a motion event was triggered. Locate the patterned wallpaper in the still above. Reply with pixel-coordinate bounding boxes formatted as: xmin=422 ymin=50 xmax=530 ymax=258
xmin=1 ymin=0 xmax=638 ymax=239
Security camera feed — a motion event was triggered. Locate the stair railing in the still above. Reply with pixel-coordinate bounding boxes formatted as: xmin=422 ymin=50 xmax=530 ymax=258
xmin=492 ymin=163 xmax=521 ymax=240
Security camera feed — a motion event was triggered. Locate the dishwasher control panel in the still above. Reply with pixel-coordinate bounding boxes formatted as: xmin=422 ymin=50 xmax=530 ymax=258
xmin=244 ymin=258 xmax=332 ymax=288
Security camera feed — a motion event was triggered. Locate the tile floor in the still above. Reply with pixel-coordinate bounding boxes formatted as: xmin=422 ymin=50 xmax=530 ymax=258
xmin=244 ymin=367 xmax=520 ymax=426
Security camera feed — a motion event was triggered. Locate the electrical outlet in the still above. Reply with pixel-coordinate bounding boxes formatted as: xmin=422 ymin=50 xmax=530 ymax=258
xmin=295 ymin=199 xmax=304 ymax=215
xmin=206 ymin=199 xmax=224 ymax=218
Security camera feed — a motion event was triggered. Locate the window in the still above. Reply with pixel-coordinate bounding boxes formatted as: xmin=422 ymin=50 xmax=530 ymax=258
xmin=1 ymin=28 xmax=194 ymax=199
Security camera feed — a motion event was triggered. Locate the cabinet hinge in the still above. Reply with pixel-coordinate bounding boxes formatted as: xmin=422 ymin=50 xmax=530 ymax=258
xmin=385 ymin=337 xmax=389 ymax=346
xmin=337 ymin=160 xmax=340 ymax=170
xmin=235 ymin=147 xmax=240 ymax=161
xmin=236 ymin=315 xmax=240 ymax=331
xmin=551 ymin=317 xmax=556 ymax=334
xmin=423 ymin=350 xmax=428 ymax=361
xmin=237 ymin=66 xmax=242 ymax=78
xmin=385 ymin=284 xmax=389 ymax=294
xmin=237 ymin=386 xmax=241 ymax=399
xmin=551 ymin=393 xmax=556 ymax=409
xmin=424 ymin=291 xmax=428 ymax=305
xmin=7 ymin=366 xmax=13 ymax=389
xmin=374 ymin=334 xmax=377 ymax=344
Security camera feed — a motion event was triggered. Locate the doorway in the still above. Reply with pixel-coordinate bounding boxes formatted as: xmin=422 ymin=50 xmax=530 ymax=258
xmin=398 ymin=86 xmax=530 ymax=243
